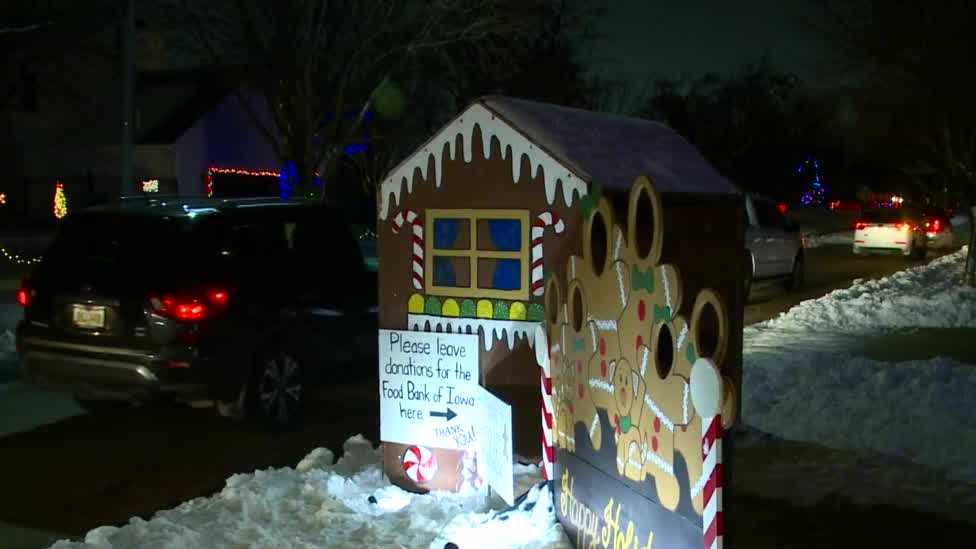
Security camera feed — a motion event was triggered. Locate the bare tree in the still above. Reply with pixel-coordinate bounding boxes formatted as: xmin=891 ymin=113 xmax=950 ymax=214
xmin=811 ymin=0 xmax=976 ymax=283
xmin=1 ymin=1 xmax=123 ymax=114
xmin=178 ymin=0 xmax=541 ymax=200
xmin=336 ymin=0 xmax=610 ymax=201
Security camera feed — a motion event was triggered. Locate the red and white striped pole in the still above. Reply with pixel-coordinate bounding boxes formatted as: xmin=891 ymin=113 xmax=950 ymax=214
xmin=531 ymin=211 xmax=565 ymax=296
xmin=702 ymin=414 xmax=724 ymax=549
xmin=391 ymin=209 xmax=424 ymax=290
xmin=535 ymin=325 xmax=554 ymax=481
xmin=690 ymin=358 xmax=724 ymax=549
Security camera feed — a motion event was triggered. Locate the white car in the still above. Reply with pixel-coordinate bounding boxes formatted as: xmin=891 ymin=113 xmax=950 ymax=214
xmin=853 ymin=209 xmax=927 ymax=259
xmin=744 ymin=194 xmax=805 ymax=297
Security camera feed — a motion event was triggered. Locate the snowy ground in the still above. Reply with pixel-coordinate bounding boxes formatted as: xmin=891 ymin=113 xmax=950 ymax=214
xmin=758 ymin=247 xmax=975 ymax=333
xmin=9 ymin=247 xmax=976 ymax=548
xmin=743 ymin=247 xmax=976 ymax=482
xmin=0 ymin=304 xmax=85 ymax=439
xmin=48 ymin=437 xmax=568 ymax=549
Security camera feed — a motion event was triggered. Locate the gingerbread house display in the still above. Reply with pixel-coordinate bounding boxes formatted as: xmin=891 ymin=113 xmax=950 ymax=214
xmin=378 ymin=99 xmax=743 ymax=546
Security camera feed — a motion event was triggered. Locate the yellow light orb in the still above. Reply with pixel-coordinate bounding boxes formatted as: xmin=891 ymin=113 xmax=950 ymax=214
xmin=509 ymin=302 xmax=527 ymax=321
xmin=408 ymin=294 xmax=425 ymax=314
xmin=476 ymin=299 xmax=494 ymax=319
xmin=442 ymin=299 xmax=460 ymax=317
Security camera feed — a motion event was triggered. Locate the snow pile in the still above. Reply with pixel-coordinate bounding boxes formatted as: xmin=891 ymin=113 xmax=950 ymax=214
xmin=804 ymin=230 xmax=854 ymax=248
xmin=49 ymin=436 xmax=570 ymax=549
xmin=744 ymin=352 xmax=976 ymax=483
xmin=762 ymin=247 xmax=976 ymax=333
xmin=743 ymin=246 xmax=976 ymax=482
xmin=1 ymin=303 xmax=22 ymax=384
xmin=0 ymin=329 xmax=14 ymax=355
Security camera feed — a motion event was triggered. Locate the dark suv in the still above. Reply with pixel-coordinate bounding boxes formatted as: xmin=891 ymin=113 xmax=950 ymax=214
xmin=16 ymin=197 xmax=377 ymax=429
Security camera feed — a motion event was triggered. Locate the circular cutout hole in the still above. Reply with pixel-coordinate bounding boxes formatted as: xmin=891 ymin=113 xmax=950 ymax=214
xmin=546 ymin=279 xmax=560 ymax=325
xmin=571 ymin=285 xmax=584 ymax=332
xmin=590 ymin=211 xmax=608 ymax=276
xmin=696 ymin=302 xmax=720 ymax=359
xmin=634 ymin=188 xmax=655 ymax=259
xmin=655 ymin=323 xmax=673 ymax=380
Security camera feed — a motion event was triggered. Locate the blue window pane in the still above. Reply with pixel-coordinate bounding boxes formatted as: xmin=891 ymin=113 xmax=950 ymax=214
xmin=433 ymin=256 xmax=470 ymax=287
xmin=433 ymin=256 xmax=456 ymax=287
xmin=433 ymin=219 xmax=470 ymax=250
xmin=480 ymin=219 xmax=521 ymax=251
xmin=478 ymin=258 xmax=520 ymax=290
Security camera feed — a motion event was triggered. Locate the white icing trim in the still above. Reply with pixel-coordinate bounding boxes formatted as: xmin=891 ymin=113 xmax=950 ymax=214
xmin=407 ymin=313 xmax=541 ymax=352
xmin=676 ymin=323 xmax=689 ymax=350
xmin=615 ymin=262 xmax=627 ymax=309
xmin=378 ymin=103 xmax=589 ymax=220
xmin=588 ymin=378 xmax=613 ymax=394
xmin=590 ymin=318 xmax=618 ymax=332
xmin=644 ymin=393 xmax=676 ymax=432
xmin=643 ymin=448 xmax=676 ymax=476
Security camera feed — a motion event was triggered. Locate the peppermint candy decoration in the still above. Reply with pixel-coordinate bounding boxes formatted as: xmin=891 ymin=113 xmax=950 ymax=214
xmin=402 ymin=445 xmax=437 ymax=484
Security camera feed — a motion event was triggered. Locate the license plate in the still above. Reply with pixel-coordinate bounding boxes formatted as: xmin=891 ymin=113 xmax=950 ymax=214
xmin=72 ymin=305 xmax=106 ymax=329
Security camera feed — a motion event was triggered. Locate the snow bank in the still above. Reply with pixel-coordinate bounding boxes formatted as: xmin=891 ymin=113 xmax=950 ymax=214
xmin=803 ymin=230 xmax=854 ymax=248
xmin=48 ymin=436 xmax=570 ymax=549
xmin=1 ymin=303 xmax=21 ymax=385
xmin=744 ymin=351 xmax=976 ymax=483
xmin=743 ymin=246 xmax=976 ymax=482
xmin=762 ymin=247 xmax=976 ymax=333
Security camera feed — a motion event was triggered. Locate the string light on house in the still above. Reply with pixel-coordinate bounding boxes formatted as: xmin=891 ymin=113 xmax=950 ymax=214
xmin=205 ymin=167 xmax=280 ymax=197
xmin=53 ymin=181 xmax=68 ymax=219
xmin=205 ymin=166 xmax=323 ymax=197
xmin=141 ymin=179 xmax=159 ymax=193
xmin=0 ymin=245 xmax=42 ymax=266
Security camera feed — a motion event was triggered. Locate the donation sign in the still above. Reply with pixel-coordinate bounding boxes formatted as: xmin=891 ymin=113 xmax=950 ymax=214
xmin=379 ymin=329 xmax=481 ymax=450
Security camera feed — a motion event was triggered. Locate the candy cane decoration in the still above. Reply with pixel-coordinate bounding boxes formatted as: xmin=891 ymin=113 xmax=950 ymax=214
xmin=402 ymin=445 xmax=438 ymax=484
xmin=702 ymin=414 xmax=723 ymax=549
xmin=391 ymin=209 xmax=424 ymax=290
xmin=690 ymin=357 xmax=725 ymax=549
xmin=535 ymin=325 xmax=555 ymax=481
xmin=531 ymin=211 xmax=565 ymax=296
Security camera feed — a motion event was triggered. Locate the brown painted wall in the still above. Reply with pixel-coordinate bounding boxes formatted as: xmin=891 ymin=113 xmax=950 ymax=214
xmin=378 ymin=125 xmax=584 ymax=386
xmin=378 ymin=125 xmax=584 ymax=492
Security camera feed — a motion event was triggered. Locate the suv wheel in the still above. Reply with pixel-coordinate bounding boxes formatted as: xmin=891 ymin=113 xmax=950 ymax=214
xmin=74 ymin=397 xmax=132 ymax=415
xmin=744 ymin=253 xmax=754 ymax=302
xmin=784 ymin=254 xmax=804 ymax=292
xmin=910 ymin=236 xmax=927 ymax=260
xmin=250 ymin=351 xmax=304 ymax=431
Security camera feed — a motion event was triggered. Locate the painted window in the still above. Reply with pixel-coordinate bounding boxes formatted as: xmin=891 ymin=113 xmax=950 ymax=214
xmin=426 ymin=209 xmax=529 ymax=300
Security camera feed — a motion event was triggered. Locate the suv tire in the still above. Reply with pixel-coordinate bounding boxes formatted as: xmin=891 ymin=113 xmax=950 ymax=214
xmin=909 ymin=237 xmax=927 ymax=260
xmin=249 ymin=350 xmax=304 ymax=432
xmin=784 ymin=254 xmax=804 ymax=292
xmin=74 ymin=397 xmax=132 ymax=415
xmin=744 ymin=252 xmax=754 ymax=302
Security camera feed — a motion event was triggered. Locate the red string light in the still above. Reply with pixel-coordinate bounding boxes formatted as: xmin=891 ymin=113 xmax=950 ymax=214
xmin=205 ymin=166 xmax=280 ymax=197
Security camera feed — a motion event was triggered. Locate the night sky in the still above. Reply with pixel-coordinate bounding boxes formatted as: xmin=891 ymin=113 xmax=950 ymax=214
xmin=583 ymin=0 xmax=825 ymax=86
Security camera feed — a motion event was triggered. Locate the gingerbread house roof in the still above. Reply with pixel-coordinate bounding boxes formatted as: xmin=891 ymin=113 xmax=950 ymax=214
xmin=378 ymin=95 xmax=736 ymax=220
xmin=481 ymin=95 xmax=737 ymax=196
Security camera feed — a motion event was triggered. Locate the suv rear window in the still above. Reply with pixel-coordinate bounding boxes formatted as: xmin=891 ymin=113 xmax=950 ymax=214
xmin=44 ymin=213 xmax=220 ymax=287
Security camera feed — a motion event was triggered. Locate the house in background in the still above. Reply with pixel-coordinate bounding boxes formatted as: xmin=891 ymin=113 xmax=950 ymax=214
xmin=2 ymin=69 xmax=372 ymax=223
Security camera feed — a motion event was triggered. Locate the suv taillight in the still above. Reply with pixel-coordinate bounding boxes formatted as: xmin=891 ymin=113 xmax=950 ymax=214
xmin=16 ymin=277 xmax=31 ymax=307
xmin=150 ymin=288 xmax=230 ymax=322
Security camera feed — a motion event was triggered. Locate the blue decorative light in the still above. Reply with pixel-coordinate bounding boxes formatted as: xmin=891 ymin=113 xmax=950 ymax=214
xmin=797 ymin=155 xmax=828 ymax=207
xmin=279 ymin=161 xmax=298 ymax=199
xmin=344 ymin=143 xmax=368 ymax=155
